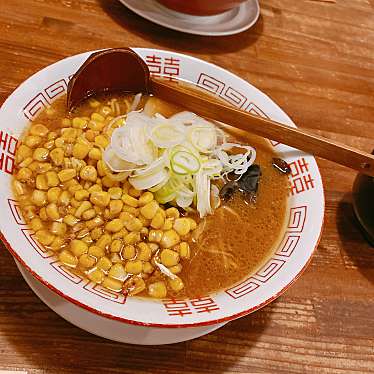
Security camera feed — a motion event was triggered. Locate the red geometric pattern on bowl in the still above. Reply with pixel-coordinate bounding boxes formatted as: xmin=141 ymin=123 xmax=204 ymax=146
xmin=276 ymin=234 xmax=301 ymax=257
xmin=23 ymin=78 xmax=69 ymax=120
xmin=7 ymin=199 xmax=25 ymax=225
xmin=196 ymin=72 xmax=279 ymax=147
xmin=288 ymin=157 xmax=316 ymax=196
xmin=21 ymin=228 xmax=54 ymax=259
xmin=0 ymin=131 xmax=18 ymax=175
xmin=225 ymin=204 xmax=307 ymax=300
xmin=50 ymin=260 xmax=84 ymax=284
xmin=162 ymin=296 xmax=219 ymax=317
xmin=83 ymin=282 xmax=127 ymax=305
xmin=288 ymin=206 xmax=307 ymax=232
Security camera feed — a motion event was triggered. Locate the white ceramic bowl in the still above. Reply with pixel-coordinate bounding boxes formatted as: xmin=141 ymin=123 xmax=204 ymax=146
xmin=0 ymin=48 xmax=324 ymax=331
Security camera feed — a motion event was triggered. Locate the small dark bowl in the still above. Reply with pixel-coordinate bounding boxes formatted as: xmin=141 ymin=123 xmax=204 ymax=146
xmin=352 ymin=150 xmax=374 ymax=246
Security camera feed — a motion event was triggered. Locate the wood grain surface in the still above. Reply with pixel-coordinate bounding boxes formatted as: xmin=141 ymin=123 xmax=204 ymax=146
xmin=0 ymin=0 xmax=373 ymax=373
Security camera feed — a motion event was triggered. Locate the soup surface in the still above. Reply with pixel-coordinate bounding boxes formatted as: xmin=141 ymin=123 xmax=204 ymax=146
xmin=13 ymin=93 xmax=288 ymax=298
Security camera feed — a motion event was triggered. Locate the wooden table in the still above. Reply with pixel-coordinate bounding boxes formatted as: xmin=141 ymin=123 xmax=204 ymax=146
xmin=1 ymin=0 xmax=373 ymax=372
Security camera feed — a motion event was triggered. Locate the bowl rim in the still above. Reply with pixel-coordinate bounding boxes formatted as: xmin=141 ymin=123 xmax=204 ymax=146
xmin=0 ymin=48 xmax=325 ymax=328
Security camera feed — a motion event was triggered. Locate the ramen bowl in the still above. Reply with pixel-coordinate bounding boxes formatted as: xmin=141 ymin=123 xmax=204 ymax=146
xmin=0 ymin=48 xmax=324 ymax=343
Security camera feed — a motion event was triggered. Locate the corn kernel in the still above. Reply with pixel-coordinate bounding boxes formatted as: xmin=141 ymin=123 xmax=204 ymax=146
xmin=166 ymin=207 xmax=180 ymax=219
xmin=96 ymin=160 xmax=109 ymax=177
xmin=86 ymin=216 xmax=104 ymax=230
xmin=88 ymin=268 xmax=104 ymax=284
xmin=169 ymin=264 xmax=182 ymax=274
xmin=173 ymin=218 xmax=191 ymax=236
xmin=140 ymin=200 xmax=159 ymax=219
xmin=124 ymin=217 xmax=143 ymax=232
xmin=105 ymin=218 xmax=124 ymax=233
xmin=35 ymin=174 xmax=48 ymax=190
xmin=74 ymin=189 xmax=89 ymax=201
xmin=95 ymin=233 xmax=111 ymax=249
xmin=61 ymin=127 xmax=77 ymax=142
xmin=102 ymin=276 xmax=123 ymax=292
xmin=148 ymin=281 xmax=167 ymax=298
xmin=122 ymin=206 xmax=139 ymax=216
xmin=33 ymin=147 xmax=49 ymax=162
xmin=108 ymin=187 xmax=122 ymax=200
xmin=34 ymin=229 xmax=54 ymax=247
xmin=150 ymin=210 xmax=165 ymax=229
xmin=143 ymin=262 xmax=154 ymax=274
xmin=30 ymin=123 xmax=48 ymax=137
xmin=17 ymin=145 xmax=34 ymax=165
xmin=188 ymin=218 xmax=197 ymax=230
xmin=18 ymin=157 xmax=33 ymax=168
xmin=79 ymin=254 xmax=96 ymax=268
xmin=88 ymin=184 xmax=101 ymax=194
xmin=75 ymin=201 xmax=92 ymax=218
xmin=45 ymin=171 xmax=59 ymax=188
xmin=72 ymin=143 xmax=90 ymax=159
xmin=179 ymin=242 xmax=190 ymax=259
xmin=102 ymin=175 xmax=116 ymax=188
xmin=24 ymin=135 xmax=42 ymax=148
xmin=124 ymin=276 xmax=146 ymax=296
xmin=82 ymin=208 xmax=96 ymax=220
xmin=48 ymin=148 xmax=63 ymax=166
xmin=50 ymin=237 xmax=65 ymax=252
xmin=80 ymin=165 xmax=97 ymax=182
xmin=39 ymin=207 xmax=48 ymax=221
xmin=46 ymin=202 xmax=60 ymax=220
xmin=122 ymin=194 xmax=138 ymax=208
xmin=128 ymin=187 xmax=142 ymax=198
xmin=31 ymin=190 xmax=47 ymax=207
xmin=89 ymin=99 xmax=101 ymax=108
xmin=88 ymin=147 xmax=101 ymax=160
xmin=63 ymin=214 xmax=80 ymax=226
xmin=59 ymin=250 xmax=78 ymax=267
xmin=97 ymin=256 xmax=112 ymax=271
xmin=58 ymin=168 xmax=76 ymax=182
xmin=87 ymin=121 xmax=104 ymax=133
xmin=109 ymin=200 xmax=123 ymax=217
xmin=160 ymin=248 xmax=180 ymax=267
xmin=137 ymin=242 xmax=151 ymax=261
xmin=88 ymin=245 xmax=105 ymax=258
xmin=112 ymin=228 xmax=128 ymax=239
xmin=72 ymin=117 xmax=88 ymax=129
xmin=168 ymin=276 xmax=184 ymax=292
xmin=44 ymin=139 xmax=55 ymax=149
xmin=70 ymin=239 xmax=89 ymax=257
xmin=122 ymin=244 xmax=136 ymax=259
xmin=30 ymin=217 xmax=43 ymax=232
xmin=50 ymin=221 xmax=67 ymax=236
xmin=125 ymin=260 xmax=143 ymax=274
xmin=124 ymin=231 xmax=140 ymax=245
xmin=138 ymin=191 xmax=154 ymax=206
xmin=108 ymin=263 xmax=127 ymax=281
xmin=90 ymin=191 xmax=110 ymax=207
xmin=148 ymin=229 xmax=163 ymax=243
xmin=100 ymin=106 xmax=112 ymax=116
xmin=162 ymin=218 xmax=174 ymax=231
xmin=94 ymin=134 xmax=109 ymax=148
xmin=16 ymin=167 xmax=32 ymax=182
xmin=110 ymin=239 xmax=123 ymax=253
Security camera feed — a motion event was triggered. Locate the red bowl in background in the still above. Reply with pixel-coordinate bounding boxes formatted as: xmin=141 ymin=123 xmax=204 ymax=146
xmin=157 ymin=0 xmax=248 ymax=16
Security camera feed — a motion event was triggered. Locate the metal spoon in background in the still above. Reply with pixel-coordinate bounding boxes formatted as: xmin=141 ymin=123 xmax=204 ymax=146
xmin=67 ymin=48 xmax=374 ymax=177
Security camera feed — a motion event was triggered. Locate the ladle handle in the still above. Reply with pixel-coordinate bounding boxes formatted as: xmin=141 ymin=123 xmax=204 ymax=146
xmin=151 ymin=79 xmax=374 ymax=177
